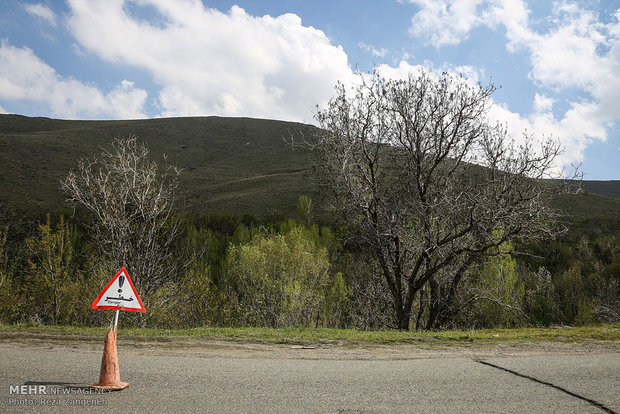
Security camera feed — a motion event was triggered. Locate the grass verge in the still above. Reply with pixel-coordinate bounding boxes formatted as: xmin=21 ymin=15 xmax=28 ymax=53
xmin=1 ymin=323 xmax=619 ymax=346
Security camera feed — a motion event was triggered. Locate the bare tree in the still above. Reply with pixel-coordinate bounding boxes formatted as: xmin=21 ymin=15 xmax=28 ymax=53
xmin=62 ymin=135 xmax=180 ymax=297
xmin=312 ymin=69 xmax=579 ymax=330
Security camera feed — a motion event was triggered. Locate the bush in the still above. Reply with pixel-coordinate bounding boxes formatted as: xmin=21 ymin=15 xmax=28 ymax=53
xmin=226 ymin=224 xmax=348 ymax=328
xmin=460 ymin=247 xmax=525 ymax=328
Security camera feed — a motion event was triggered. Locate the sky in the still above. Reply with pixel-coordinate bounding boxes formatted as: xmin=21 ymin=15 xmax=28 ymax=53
xmin=0 ymin=0 xmax=619 ymax=180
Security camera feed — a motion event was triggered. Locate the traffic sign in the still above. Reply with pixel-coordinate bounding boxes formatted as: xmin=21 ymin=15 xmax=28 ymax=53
xmin=91 ymin=267 xmax=146 ymax=312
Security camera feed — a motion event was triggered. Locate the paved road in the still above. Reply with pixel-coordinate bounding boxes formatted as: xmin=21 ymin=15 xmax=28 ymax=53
xmin=1 ymin=339 xmax=618 ymax=413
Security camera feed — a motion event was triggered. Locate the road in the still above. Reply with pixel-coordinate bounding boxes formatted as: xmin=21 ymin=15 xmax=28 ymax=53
xmin=1 ymin=337 xmax=618 ymax=413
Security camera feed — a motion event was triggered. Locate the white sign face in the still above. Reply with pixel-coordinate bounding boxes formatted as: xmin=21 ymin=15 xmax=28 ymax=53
xmin=91 ymin=267 xmax=146 ymax=313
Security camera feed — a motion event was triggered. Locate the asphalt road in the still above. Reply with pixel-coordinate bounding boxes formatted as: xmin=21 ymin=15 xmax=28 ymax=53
xmin=1 ymin=339 xmax=618 ymax=413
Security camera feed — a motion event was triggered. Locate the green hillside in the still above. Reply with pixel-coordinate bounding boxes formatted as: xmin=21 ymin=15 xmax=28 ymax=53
xmin=0 ymin=114 xmax=318 ymax=217
xmin=581 ymin=180 xmax=620 ymax=199
xmin=1 ymin=114 xmax=619 ymax=228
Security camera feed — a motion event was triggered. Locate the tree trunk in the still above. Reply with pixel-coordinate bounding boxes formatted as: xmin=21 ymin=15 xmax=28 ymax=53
xmin=426 ymin=258 xmax=475 ymax=330
xmin=415 ymin=287 xmax=426 ymax=331
xmin=396 ymin=305 xmax=410 ymax=330
xmin=425 ymin=276 xmax=440 ymax=330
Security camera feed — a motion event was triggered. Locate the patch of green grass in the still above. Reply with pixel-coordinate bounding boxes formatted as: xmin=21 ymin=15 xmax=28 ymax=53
xmin=1 ymin=323 xmax=618 ymax=346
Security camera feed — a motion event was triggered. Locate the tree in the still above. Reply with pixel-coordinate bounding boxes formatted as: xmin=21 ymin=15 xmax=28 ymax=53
xmin=296 ymin=195 xmax=314 ymax=224
xmin=311 ymin=68 xmax=578 ymax=330
xmin=61 ymin=135 xmax=180 ymax=297
xmin=24 ymin=215 xmax=77 ymax=324
xmin=226 ymin=224 xmax=346 ymax=328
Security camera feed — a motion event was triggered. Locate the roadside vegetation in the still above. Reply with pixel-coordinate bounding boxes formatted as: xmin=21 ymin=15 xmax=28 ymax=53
xmin=1 ymin=200 xmax=618 ymax=332
xmin=1 ymin=71 xmax=619 ymax=334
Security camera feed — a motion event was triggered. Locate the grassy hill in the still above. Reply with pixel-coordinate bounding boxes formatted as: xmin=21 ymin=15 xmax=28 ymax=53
xmin=1 ymin=114 xmax=619 ymax=230
xmin=0 ymin=114 xmax=318 ymax=217
xmin=581 ymin=180 xmax=620 ymax=199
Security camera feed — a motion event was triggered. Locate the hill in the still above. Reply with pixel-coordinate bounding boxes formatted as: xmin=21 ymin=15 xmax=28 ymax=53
xmin=1 ymin=114 xmax=619 ymax=230
xmin=0 ymin=114 xmax=317 ymax=217
xmin=581 ymin=180 xmax=620 ymax=199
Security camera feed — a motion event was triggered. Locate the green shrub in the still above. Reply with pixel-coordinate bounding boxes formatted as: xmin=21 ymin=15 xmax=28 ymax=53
xmin=226 ymin=224 xmax=347 ymax=328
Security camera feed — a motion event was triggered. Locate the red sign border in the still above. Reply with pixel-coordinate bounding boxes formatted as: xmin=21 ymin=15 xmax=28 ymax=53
xmin=90 ymin=267 xmax=146 ymax=313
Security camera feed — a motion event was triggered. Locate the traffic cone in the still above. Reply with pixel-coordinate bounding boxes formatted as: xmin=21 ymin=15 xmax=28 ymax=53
xmin=92 ymin=328 xmax=129 ymax=391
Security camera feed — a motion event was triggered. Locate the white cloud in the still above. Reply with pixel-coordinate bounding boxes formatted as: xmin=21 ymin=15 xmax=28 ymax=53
xmin=488 ymin=98 xmax=604 ymax=172
xmin=498 ymin=4 xmax=620 ymax=152
xmin=376 ymin=60 xmax=484 ymax=87
xmin=402 ymin=0 xmax=620 ymax=172
xmin=485 ymin=0 xmax=534 ymax=50
xmin=359 ymin=42 xmax=388 ymax=58
xmin=24 ymin=3 xmax=58 ymax=27
xmin=404 ymin=0 xmax=488 ymax=47
xmin=533 ymin=93 xmax=553 ymax=113
xmin=0 ymin=41 xmax=147 ymax=119
xmin=375 ymin=60 xmax=423 ymax=80
xmin=66 ymin=0 xmax=354 ymax=122
xmin=454 ymin=64 xmax=482 ymax=83
xmin=527 ymin=7 xmax=610 ymax=89
xmin=0 ymin=104 xmax=7 ymax=113
xmin=402 ymin=0 xmax=533 ymax=48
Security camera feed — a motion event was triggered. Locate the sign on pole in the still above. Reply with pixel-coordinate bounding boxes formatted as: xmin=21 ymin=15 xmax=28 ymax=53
xmin=91 ymin=267 xmax=146 ymax=313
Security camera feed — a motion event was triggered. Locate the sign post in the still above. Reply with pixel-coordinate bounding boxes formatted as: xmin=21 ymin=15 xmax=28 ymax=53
xmin=90 ymin=267 xmax=145 ymax=391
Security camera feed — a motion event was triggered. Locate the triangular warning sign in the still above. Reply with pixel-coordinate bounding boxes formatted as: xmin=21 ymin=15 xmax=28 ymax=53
xmin=91 ymin=267 xmax=146 ymax=313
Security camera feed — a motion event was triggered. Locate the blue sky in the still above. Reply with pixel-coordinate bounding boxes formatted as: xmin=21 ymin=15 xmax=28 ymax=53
xmin=0 ymin=0 xmax=618 ymax=179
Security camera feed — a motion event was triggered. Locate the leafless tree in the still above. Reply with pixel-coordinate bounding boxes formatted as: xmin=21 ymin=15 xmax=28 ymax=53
xmin=311 ymin=69 xmax=580 ymax=330
xmin=62 ymin=135 xmax=180 ymax=297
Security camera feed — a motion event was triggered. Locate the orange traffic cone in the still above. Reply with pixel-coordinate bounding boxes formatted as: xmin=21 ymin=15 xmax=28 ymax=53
xmin=92 ymin=328 xmax=129 ymax=391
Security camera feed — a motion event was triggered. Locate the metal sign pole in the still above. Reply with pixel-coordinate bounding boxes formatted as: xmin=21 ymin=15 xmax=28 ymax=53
xmin=113 ymin=309 xmax=120 ymax=334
